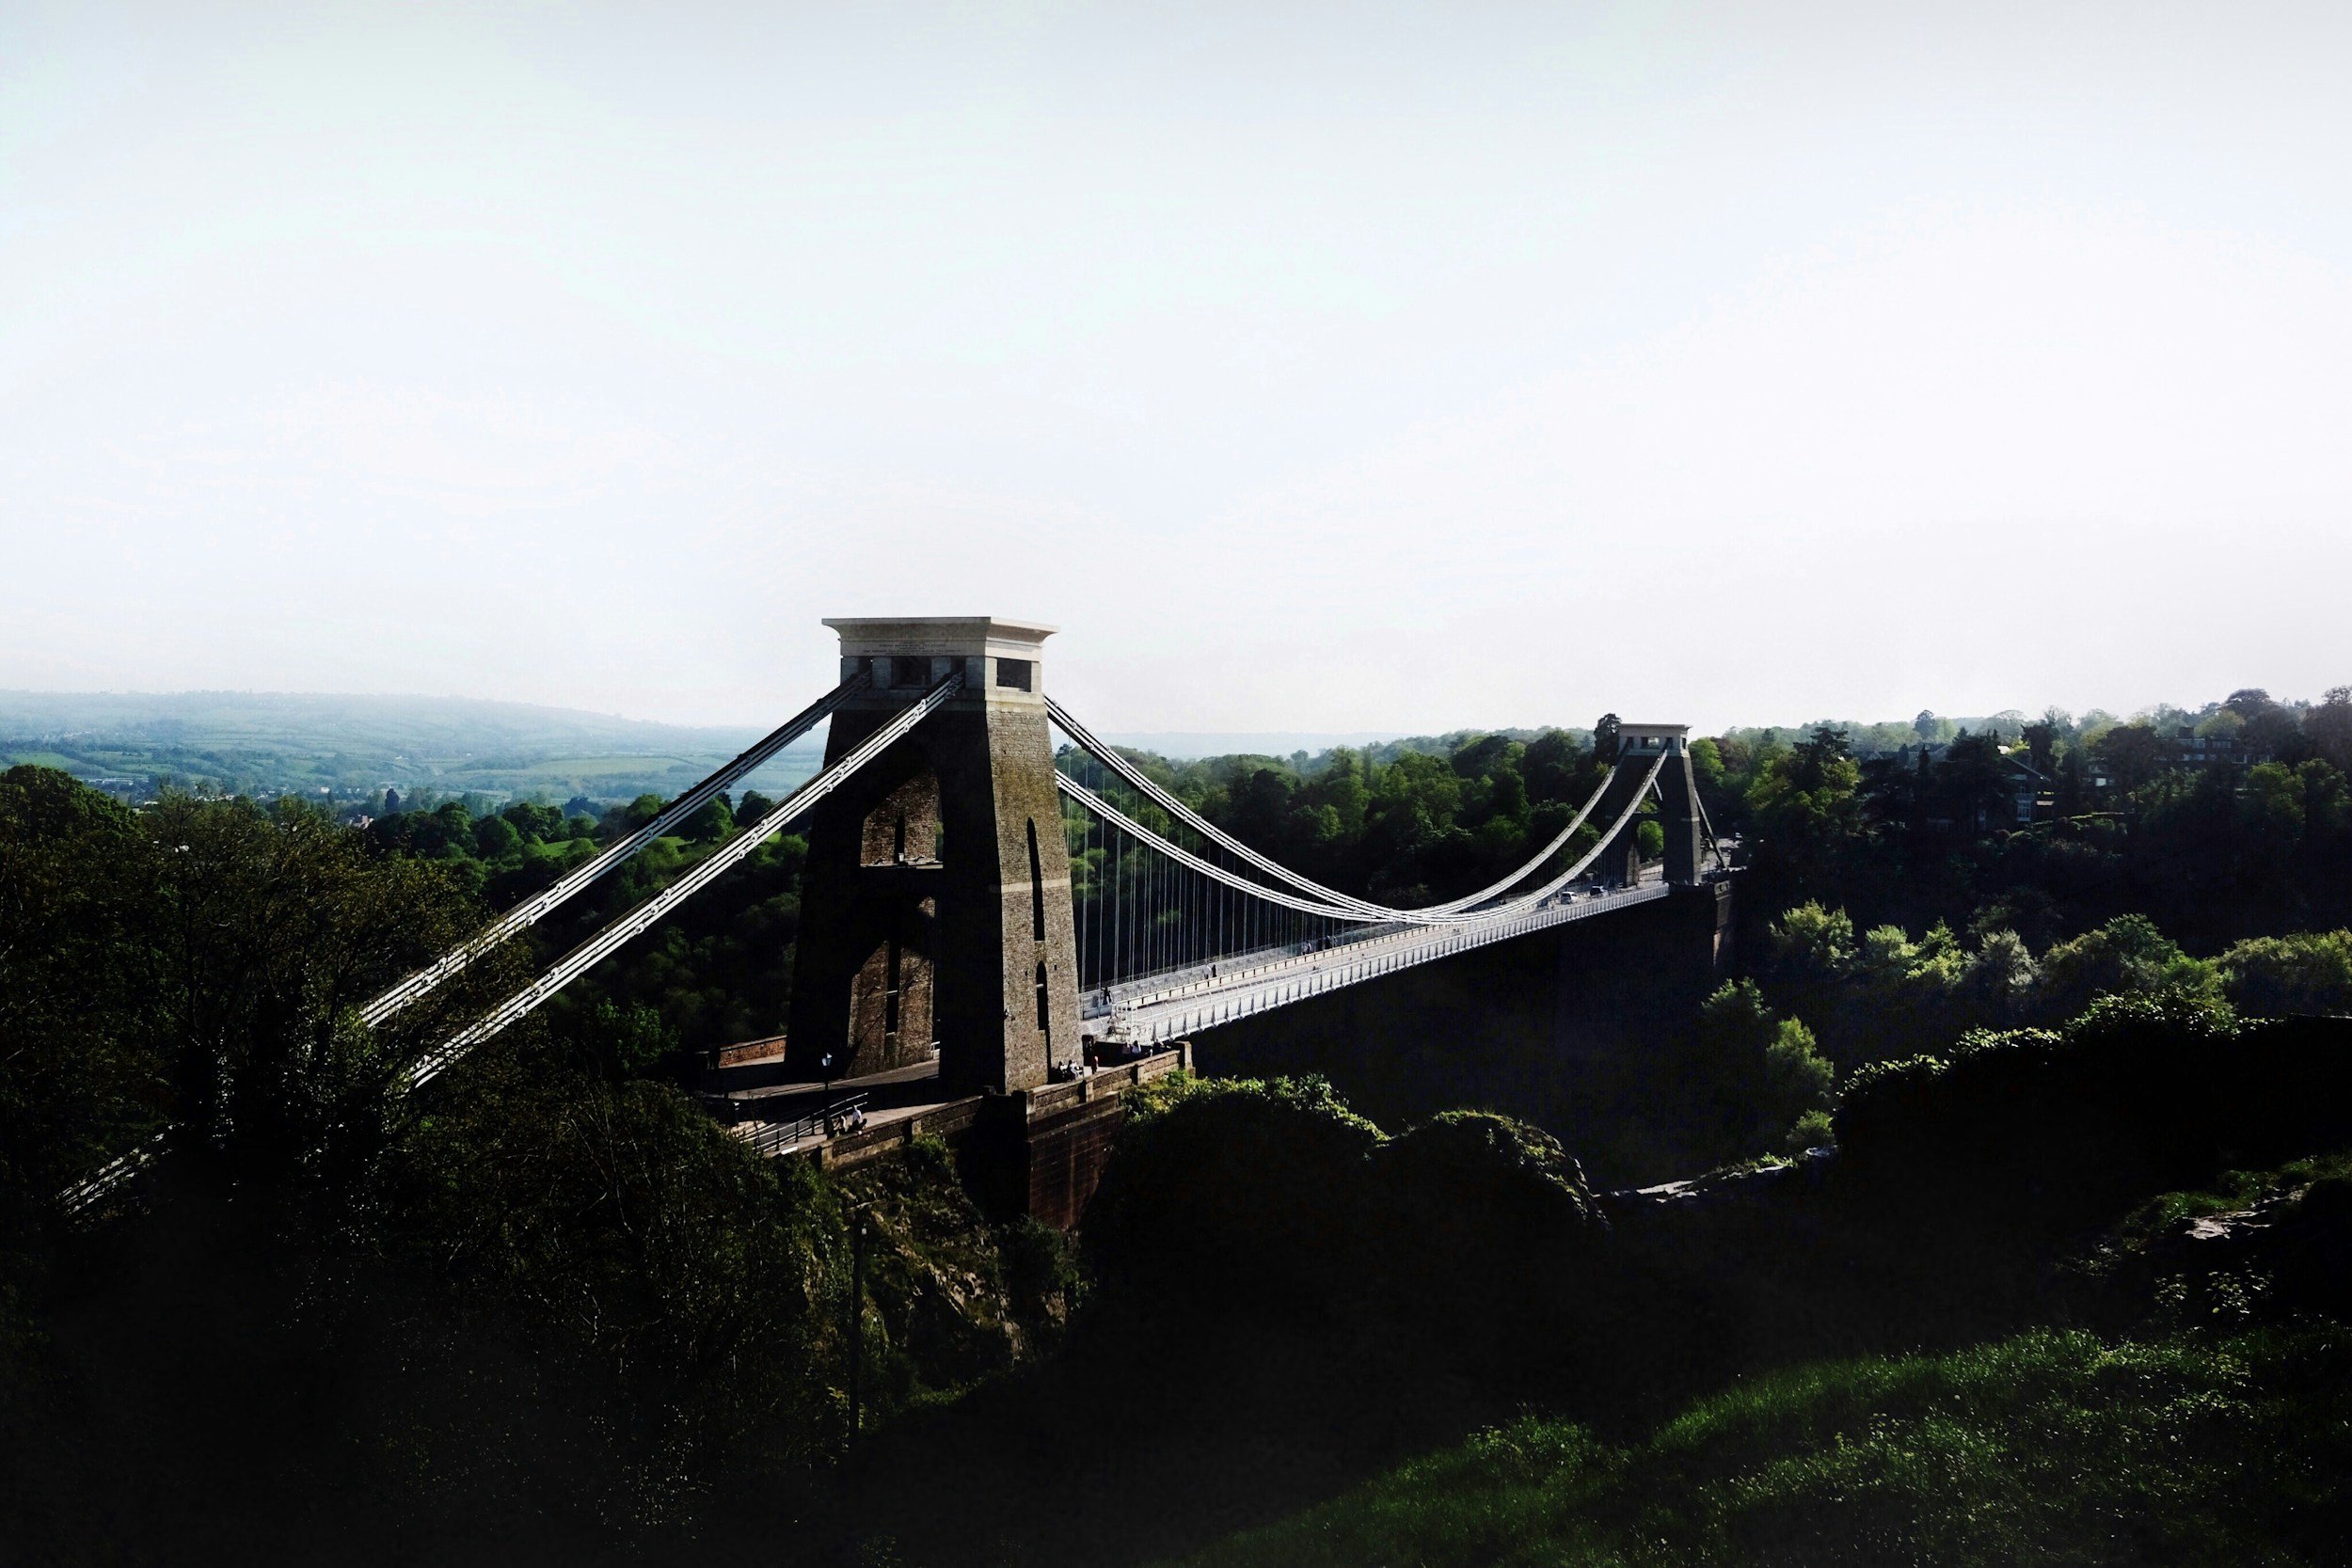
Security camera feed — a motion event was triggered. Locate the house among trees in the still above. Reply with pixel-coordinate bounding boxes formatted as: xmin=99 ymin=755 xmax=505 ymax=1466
xmin=2166 ymin=726 xmax=2271 ymax=768
xmin=1862 ymin=737 xmax=2052 ymax=833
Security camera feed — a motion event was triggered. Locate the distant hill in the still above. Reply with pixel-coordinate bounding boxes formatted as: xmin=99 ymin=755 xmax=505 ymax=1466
xmin=1100 ymin=728 xmax=1600 ymax=767
xmin=1100 ymin=731 xmax=1411 ymax=761
xmin=0 ymin=690 xmax=815 ymax=806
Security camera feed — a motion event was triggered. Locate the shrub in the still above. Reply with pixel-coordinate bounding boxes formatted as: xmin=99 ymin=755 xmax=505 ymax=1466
xmin=998 ymin=1215 xmax=1082 ymax=1327
xmin=1763 ymin=1019 xmax=1834 ymax=1127
xmin=2221 ymin=929 xmax=2352 ymax=1018
xmin=1767 ymin=901 xmax=1856 ymax=978
xmin=1963 ymin=927 xmax=2040 ymax=1012
xmin=1777 ymin=1107 xmax=1836 ymax=1155
xmin=1085 ymin=1083 xmax=1616 ymax=1393
xmin=1082 ymin=1075 xmax=1382 ymax=1320
xmin=1368 ymin=1112 xmax=1607 ymax=1375
xmin=2037 ymin=913 xmax=2220 ymax=1019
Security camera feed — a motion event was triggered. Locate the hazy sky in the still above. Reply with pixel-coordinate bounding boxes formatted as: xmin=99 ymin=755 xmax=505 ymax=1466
xmin=4 ymin=2 xmax=2348 ymax=734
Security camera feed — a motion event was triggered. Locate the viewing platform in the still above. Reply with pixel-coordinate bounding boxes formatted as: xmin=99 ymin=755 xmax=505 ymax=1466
xmin=700 ymin=1037 xmax=1193 ymax=1226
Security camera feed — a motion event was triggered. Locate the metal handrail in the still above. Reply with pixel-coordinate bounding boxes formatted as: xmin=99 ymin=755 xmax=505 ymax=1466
xmin=736 ymin=1092 xmax=871 ymax=1157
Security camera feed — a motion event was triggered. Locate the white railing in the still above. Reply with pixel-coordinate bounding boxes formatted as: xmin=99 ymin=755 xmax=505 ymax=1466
xmin=1097 ymin=879 xmax=1675 ymax=1041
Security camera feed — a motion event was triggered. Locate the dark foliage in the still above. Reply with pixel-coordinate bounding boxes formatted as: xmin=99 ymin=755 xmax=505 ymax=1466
xmin=362 ymin=786 xmax=809 ymax=1051
xmin=0 ymin=770 xmax=1067 ymax=1563
xmin=1087 ymin=1081 xmax=1634 ymax=1402
xmin=1698 ymin=689 xmax=2352 ymax=967
xmin=1082 ymin=1075 xmax=1383 ymax=1319
xmin=1368 ymin=1112 xmax=1611 ymax=1377
xmin=1835 ymin=997 xmax=2352 ymax=1232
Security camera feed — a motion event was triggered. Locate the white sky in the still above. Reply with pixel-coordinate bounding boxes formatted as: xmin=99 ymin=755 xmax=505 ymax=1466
xmin=3 ymin=1 xmax=2348 ymax=734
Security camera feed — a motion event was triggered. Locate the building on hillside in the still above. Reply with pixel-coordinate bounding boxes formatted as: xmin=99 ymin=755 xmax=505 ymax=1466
xmin=1894 ymin=743 xmax=2054 ymax=831
xmin=2166 ymin=726 xmax=2270 ymax=768
xmin=2007 ymin=756 xmax=2054 ymax=826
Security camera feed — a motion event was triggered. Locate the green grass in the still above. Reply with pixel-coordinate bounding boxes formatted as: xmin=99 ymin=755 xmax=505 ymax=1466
xmin=1170 ymin=1326 xmax=2352 ymax=1567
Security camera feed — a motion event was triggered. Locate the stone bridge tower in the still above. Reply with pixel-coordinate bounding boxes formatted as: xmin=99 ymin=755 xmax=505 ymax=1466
xmin=1592 ymin=723 xmax=1706 ymax=886
xmin=786 ymin=617 xmax=1084 ymax=1095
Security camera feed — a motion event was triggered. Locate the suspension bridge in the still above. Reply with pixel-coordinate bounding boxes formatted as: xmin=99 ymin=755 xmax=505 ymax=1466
xmin=65 ymin=616 xmax=1732 ymax=1223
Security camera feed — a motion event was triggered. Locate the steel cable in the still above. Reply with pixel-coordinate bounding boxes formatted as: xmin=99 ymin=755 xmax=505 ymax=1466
xmin=1047 ymin=694 xmax=1620 ymax=921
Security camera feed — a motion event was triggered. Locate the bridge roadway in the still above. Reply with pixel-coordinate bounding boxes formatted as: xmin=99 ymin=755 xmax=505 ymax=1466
xmin=1083 ymin=867 xmax=1675 ymax=1046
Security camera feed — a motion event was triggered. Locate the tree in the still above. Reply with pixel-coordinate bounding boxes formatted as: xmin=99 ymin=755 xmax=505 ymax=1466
xmin=1687 ymin=736 xmax=1724 ymax=795
xmin=1963 ymin=928 xmax=2040 ymax=1019
xmin=0 ymin=768 xmax=165 ymax=1217
xmin=1521 ymin=733 xmax=1579 ymax=806
xmin=1941 ymin=730 xmax=2013 ymax=833
xmin=1761 ymin=1018 xmax=1836 ymax=1149
xmin=1487 ymin=765 xmax=1530 ymax=829
xmin=1747 ymin=734 xmax=1861 ymax=872
xmin=1688 ymin=981 xmax=1836 ymax=1161
xmin=2196 ymin=707 xmax=2246 ymax=742
xmin=1767 ymin=901 xmax=1857 ymax=978
xmin=2022 ymin=718 xmax=2058 ymax=776
xmin=1308 ymin=748 xmax=1372 ymax=836
xmin=1228 ymin=768 xmax=1301 ymax=854
xmin=501 ymin=801 xmax=564 ymax=843
xmin=2244 ymin=704 xmax=2308 ymax=761
xmin=471 ymin=813 xmax=522 ymax=861
xmin=2306 ymin=687 xmax=2352 ymax=772
xmin=2038 ymin=914 xmax=2218 ymax=1018
xmin=682 ymin=793 xmax=736 ymax=843
xmin=1594 ymin=714 xmax=1621 ymax=761
xmin=2237 ymin=759 xmax=2352 ymax=847
xmin=147 ymin=795 xmax=522 ymax=1191
xmin=431 ymin=800 xmax=472 ymax=847
xmin=1858 ymin=752 xmax=1921 ymax=833
xmin=1450 ymin=733 xmax=1518 ymax=784
xmin=2091 ymin=722 xmax=2166 ymax=796
xmin=6 ymin=773 xmax=530 ymax=1233
xmin=1793 ymin=725 xmax=1851 ymax=784
xmin=2300 ymin=760 xmax=2352 ymax=841
xmin=611 ymin=794 xmax=666 ymax=834
xmin=2219 ymin=931 xmax=2352 ymax=1018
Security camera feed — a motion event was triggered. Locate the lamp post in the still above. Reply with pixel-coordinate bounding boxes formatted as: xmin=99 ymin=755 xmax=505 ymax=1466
xmin=848 ymin=1202 xmax=868 ymax=1438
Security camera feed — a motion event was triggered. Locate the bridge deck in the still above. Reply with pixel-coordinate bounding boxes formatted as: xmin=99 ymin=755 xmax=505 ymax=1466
xmin=1086 ymin=871 xmax=1676 ymax=1044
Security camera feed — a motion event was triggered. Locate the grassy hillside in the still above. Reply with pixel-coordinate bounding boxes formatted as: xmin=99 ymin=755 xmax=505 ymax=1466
xmin=1173 ymin=1324 xmax=2352 ymax=1568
